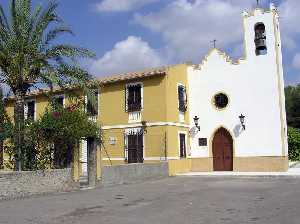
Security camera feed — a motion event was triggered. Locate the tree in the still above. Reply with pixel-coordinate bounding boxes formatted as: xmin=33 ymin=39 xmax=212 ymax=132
xmin=0 ymin=0 xmax=95 ymax=170
xmin=0 ymin=88 xmax=4 ymax=169
xmin=0 ymin=87 xmax=14 ymax=169
xmin=285 ymin=84 xmax=300 ymax=129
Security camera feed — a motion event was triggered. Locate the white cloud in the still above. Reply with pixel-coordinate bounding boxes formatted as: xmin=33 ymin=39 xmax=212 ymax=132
xmin=89 ymin=36 xmax=166 ymax=76
xmin=132 ymin=0 xmax=300 ymax=63
xmin=133 ymin=0 xmax=258 ymax=62
xmin=95 ymin=0 xmax=159 ymax=12
xmin=292 ymin=53 xmax=300 ymax=69
xmin=91 ymin=0 xmax=300 ymax=81
xmin=278 ymin=0 xmax=300 ymax=51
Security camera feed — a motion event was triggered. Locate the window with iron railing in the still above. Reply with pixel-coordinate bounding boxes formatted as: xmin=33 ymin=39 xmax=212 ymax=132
xmin=126 ymin=84 xmax=142 ymax=112
xmin=25 ymin=100 xmax=35 ymax=120
xmin=87 ymin=90 xmax=99 ymax=116
xmin=178 ymin=85 xmax=187 ymax=112
xmin=52 ymin=96 xmax=64 ymax=109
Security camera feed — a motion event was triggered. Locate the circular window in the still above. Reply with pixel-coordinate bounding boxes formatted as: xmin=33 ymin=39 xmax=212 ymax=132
xmin=214 ymin=93 xmax=229 ymax=109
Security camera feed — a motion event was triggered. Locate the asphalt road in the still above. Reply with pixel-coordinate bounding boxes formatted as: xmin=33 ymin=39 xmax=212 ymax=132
xmin=1 ymin=176 xmax=300 ymax=224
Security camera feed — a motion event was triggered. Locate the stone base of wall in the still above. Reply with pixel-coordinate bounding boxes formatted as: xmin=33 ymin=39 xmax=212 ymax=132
xmin=191 ymin=158 xmax=214 ymax=172
xmin=233 ymin=156 xmax=288 ymax=172
xmin=168 ymin=159 xmax=191 ymax=176
xmin=102 ymin=162 xmax=169 ymax=186
xmin=168 ymin=156 xmax=289 ymax=175
xmin=0 ymin=169 xmax=79 ymax=200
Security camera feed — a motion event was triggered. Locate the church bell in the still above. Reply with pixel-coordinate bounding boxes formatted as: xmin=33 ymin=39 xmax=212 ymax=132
xmin=254 ymin=23 xmax=267 ymax=51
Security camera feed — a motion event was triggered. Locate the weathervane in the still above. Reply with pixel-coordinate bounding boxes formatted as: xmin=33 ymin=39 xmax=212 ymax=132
xmin=211 ymin=39 xmax=217 ymax=48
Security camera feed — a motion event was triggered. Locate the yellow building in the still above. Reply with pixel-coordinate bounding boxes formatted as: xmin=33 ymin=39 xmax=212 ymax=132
xmin=1 ymin=64 xmax=192 ymax=178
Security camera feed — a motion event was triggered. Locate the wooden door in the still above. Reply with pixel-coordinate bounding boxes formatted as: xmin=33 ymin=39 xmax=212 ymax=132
xmin=127 ymin=134 xmax=143 ymax=163
xmin=212 ymin=128 xmax=233 ymax=171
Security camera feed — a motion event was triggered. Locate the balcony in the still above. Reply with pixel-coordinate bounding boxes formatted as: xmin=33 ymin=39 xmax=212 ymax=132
xmin=128 ymin=111 xmax=142 ymax=123
xmin=88 ymin=116 xmax=98 ymax=123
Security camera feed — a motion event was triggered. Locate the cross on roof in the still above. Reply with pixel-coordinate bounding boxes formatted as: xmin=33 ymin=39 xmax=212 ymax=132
xmin=210 ymin=39 xmax=217 ymax=48
xmin=256 ymin=0 xmax=259 ymax=6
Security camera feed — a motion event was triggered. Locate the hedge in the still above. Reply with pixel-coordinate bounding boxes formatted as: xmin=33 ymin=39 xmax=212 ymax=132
xmin=288 ymin=127 xmax=300 ymax=161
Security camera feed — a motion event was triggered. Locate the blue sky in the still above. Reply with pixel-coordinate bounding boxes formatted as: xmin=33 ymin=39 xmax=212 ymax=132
xmin=1 ymin=0 xmax=300 ymax=86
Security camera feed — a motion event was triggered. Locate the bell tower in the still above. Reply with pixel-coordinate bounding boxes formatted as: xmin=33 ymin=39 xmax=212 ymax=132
xmin=242 ymin=3 xmax=282 ymax=60
xmin=242 ymin=3 xmax=287 ymax=156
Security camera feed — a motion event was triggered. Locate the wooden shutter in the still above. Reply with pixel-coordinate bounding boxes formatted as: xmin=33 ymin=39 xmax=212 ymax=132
xmin=179 ymin=134 xmax=186 ymax=158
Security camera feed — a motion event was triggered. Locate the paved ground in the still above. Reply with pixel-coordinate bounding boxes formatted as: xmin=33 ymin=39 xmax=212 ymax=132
xmin=1 ymin=176 xmax=300 ymax=224
xmin=179 ymin=167 xmax=300 ymax=177
xmin=292 ymin=162 xmax=300 ymax=168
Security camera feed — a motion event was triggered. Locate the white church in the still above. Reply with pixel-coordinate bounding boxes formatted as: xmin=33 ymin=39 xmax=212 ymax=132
xmin=187 ymin=3 xmax=288 ymax=172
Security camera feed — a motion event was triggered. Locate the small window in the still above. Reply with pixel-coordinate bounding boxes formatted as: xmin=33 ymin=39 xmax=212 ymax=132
xmin=178 ymin=85 xmax=187 ymax=112
xmin=24 ymin=100 xmax=35 ymax=120
xmin=25 ymin=101 xmax=35 ymax=120
xmin=126 ymin=84 xmax=142 ymax=112
xmin=179 ymin=133 xmax=187 ymax=158
xmin=87 ymin=90 xmax=99 ymax=116
xmin=214 ymin=93 xmax=229 ymax=110
xmin=199 ymin=138 xmax=207 ymax=146
xmin=53 ymin=96 xmax=64 ymax=108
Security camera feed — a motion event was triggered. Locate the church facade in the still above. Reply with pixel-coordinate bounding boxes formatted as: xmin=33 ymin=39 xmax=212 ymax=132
xmin=187 ymin=5 xmax=288 ymax=172
xmin=1 ymin=4 xmax=288 ymax=177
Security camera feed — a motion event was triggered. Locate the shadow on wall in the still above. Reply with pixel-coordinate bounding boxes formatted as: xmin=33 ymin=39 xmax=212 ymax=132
xmin=189 ymin=127 xmax=198 ymax=139
xmin=233 ymin=124 xmax=243 ymax=138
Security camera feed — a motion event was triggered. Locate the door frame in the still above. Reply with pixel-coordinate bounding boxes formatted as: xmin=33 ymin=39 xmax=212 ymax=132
xmin=126 ymin=133 xmax=144 ymax=163
xmin=80 ymin=140 xmax=88 ymax=177
xmin=209 ymin=126 xmax=235 ymax=170
xmin=178 ymin=131 xmax=188 ymax=159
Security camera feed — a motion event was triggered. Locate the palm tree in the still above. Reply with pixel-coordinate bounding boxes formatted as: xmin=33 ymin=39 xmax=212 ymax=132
xmin=0 ymin=0 xmax=95 ymax=170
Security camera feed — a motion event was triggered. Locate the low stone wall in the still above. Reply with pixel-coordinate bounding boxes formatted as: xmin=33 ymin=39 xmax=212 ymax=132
xmin=102 ymin=162 xmax=169 ymax=186
xmin=0 ymin=169 xmax=79 ymax=200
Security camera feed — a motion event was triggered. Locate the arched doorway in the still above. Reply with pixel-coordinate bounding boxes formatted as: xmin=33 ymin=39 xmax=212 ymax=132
xmin=212 ymin=128 xmax=233 ymax=171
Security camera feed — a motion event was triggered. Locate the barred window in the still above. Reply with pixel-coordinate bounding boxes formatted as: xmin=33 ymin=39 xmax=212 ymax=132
xmin=25 ymin=101 xmax=35 ymax=120
xmin=126 ymin=84 xmax=142 ymax=112
xmin=178 ymin=85 xmax=187 ymax=112
xmin=87 ymin=90 xmax=99 ymax=116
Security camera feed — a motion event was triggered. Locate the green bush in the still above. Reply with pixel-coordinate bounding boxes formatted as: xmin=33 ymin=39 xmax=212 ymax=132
xmin=1 ymin=94 xmax=102 ymax=170
xmin=22 ymin=103 xmax=101 ymax=170
xmin=288 ymin=127 xmax=300 ymax=161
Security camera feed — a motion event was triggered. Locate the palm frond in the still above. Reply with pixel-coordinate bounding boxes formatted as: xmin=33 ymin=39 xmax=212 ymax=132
xmin=44 ymin=26 xmax=73 ymax=45
xmin=0 ymin=5 xmax=9 ymax=29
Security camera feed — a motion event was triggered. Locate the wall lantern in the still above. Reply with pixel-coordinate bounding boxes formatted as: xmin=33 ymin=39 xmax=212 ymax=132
xmin=239 ymin=114 xmax=246 ymax=130
xmin=193 ymin=116 xmax=200 ymax=131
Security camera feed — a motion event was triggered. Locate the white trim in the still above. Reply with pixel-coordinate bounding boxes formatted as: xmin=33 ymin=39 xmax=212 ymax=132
xmin=178 ymin=131 xmax=188 ymax=158
xmin=103 ymin=122 xmax=190 ymax=130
